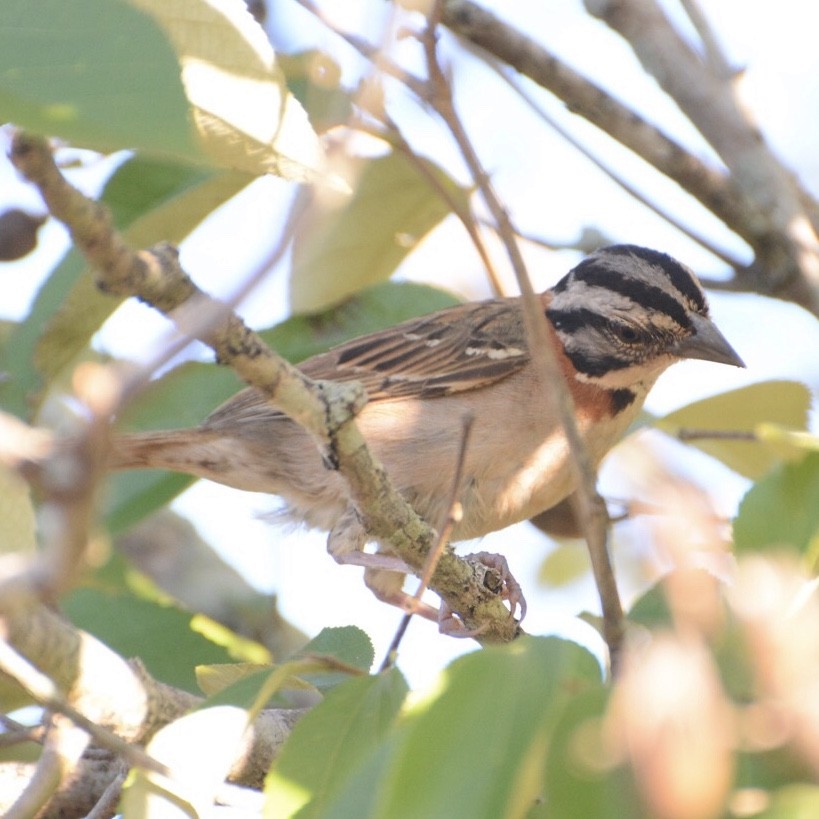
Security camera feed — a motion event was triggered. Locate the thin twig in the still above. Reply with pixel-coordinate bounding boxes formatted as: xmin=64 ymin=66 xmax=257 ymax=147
xmin=0 ymin=635 xmax=169 ymax=777
xmin=5 ymin=713 xmax=90 ymax=819
xmin=296 ymin=1 xmax=509 ymax=297
xmin=85 ymin=771 xmax=128 ymax=819
xmin=486 ymin=60 xmax=744 ymax=270
xmin=294 ymin=0 xmax=427 ymax=99
xmin=585 ymin=0 xmax=819 ymax=313
xmin=421 ymin=3 xmax=625 ymax=670
xmin=676 ymin=428 xmax=757 ymax=442
xmin=380 ymin=412 xmax=475 ymax=672
xmin=379 ymin=115 xmax=507 ymax=297
xmin=679 ymin=0 xmax=735 ymax=80
xmin=438 ymin=0 xmax=764 ymax=255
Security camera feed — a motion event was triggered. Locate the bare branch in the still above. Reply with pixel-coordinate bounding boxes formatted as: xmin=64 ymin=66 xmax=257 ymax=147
xmin=9 ymin=131 xmax=519 ymax=641
xmin=584 ymin=0 xmax=819 ymax=312
xmin=440 ymin=0 xmax=819 ymax=315
xmin=0 ymin=601 xmax=303 ymax=813
xmin=487 ymin=61 xmax=744 ymax=269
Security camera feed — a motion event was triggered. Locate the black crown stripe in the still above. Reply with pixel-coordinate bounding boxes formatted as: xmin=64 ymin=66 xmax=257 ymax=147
xmin=570 ymin=259 xmax=692 ymax=330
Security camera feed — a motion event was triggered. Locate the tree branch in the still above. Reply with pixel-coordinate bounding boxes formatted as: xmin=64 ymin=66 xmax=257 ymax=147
xmin=9 ymin=131 xmax=519 ymax=642
xmin=584 ymin=0 xmax=819 ymax=313
xmin=0 ymin=602 xmax=302 ymax=814
xmin=440 ymin=0 xmax=819 ymax=316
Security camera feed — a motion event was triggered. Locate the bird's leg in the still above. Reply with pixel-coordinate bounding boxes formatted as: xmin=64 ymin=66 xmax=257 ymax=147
xmin=327 ymin=512 xmax=526 ymax=635
xmin=327 ymin=509 xmax=439 ymax=621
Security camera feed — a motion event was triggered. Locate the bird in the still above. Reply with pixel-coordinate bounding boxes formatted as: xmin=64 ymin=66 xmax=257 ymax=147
xmin=111 ymin=245 xmax=745 ymax=629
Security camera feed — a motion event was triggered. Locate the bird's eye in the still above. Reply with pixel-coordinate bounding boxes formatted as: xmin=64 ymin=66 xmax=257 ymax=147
xmin=610 ymin=323 xmax=641 ymax=344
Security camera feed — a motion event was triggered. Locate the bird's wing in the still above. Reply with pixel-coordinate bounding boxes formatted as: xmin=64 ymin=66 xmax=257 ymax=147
xmin=204 ymin=298 xmax=532 ymax=429
xmin=302 ymin=297 xmax=531 ymax=400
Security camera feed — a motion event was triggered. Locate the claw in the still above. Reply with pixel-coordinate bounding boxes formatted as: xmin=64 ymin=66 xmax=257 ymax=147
xmin=437 ymin=601 xmax=491 ymax=639
xmin=466 ymin=551 xmax=527 ymax=622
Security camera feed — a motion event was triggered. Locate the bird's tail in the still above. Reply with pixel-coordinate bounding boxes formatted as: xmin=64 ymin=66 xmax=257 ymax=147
xmin=109 ymin=429 xmax=217 ymax=475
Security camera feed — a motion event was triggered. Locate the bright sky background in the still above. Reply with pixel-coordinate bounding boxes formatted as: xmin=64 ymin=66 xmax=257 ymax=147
xmin=2 ymin=0 xmax=819 ymax=690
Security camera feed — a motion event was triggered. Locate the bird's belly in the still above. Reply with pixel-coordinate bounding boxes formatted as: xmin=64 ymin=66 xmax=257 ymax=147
xmin=452 ymin=431 xmax=575 ymax=540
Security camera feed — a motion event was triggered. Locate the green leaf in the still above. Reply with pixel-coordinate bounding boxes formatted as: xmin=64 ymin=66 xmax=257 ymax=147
xmin=1 ymin=0 xmax=197 ymax=159
xmin=265 ymin=670 xmax=409 ymax=818
xmin=279 ymin=51 xmax=353 ymax=134
xmin=196 ymin=624 xmax=374 ymax=708
xmin=0 ymin=157 xmax=249 ymax=419
xmin=753 ymin=785 xmax=819 ymax=819
xmin=290 ymin=153 xmax=467 ymax=312
xmin=372 ymin=637 xmax=601 ymax=819
xmin=2 ymin=0 xmax=328 ymax=181
xmin=131 ymin=0 xmax=327 ymax=181
xmin=626 ymin=581 xmax=673 ymax=629
xmin=544 ymin=688 xmax=639 ymax=819
xmin=0 ymin=462 xmax=38 ymax=556
xmin=734 ymin=452 xmax=819 ymax=560
xmin=293 ymin=626 xmax=374 ymax=672
xmin=655 ymin=380 xmax=813 ymax=479
xmin=537 ymin=542 xmax=590 ymax=587
xmin=62 ymin=586 xmax=238 ymax=692
xmin=104 ymin=471 xmax=194 ymax=537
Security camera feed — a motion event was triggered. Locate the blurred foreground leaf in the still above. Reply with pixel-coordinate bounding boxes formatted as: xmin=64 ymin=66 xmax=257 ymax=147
xmin=734 ymin=452 xmax=819 ymax=560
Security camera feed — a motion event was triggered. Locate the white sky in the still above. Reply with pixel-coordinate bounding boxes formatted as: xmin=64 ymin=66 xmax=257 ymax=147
xmin=2 ymin=0 xmax=819 ymax=689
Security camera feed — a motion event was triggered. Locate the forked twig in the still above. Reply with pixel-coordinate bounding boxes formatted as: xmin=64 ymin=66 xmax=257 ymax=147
xmin=380 ymin=412 xmax=475 ymax=672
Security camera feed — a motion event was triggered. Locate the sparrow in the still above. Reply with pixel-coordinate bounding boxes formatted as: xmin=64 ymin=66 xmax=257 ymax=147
xmin=111 ymin=245 xmax=744 ymax=626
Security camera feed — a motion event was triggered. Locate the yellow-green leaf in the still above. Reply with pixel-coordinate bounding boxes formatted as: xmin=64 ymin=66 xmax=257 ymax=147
xmin=131 ymin=0 xmax=327 ymax=181
xmin=537 ymin=542 xmax=590 ymax=587
xmin=290 ymin=152 xmax=467 ymax=312
xmin=656 ymin=380 xmax=812 ymax=478
xmin=0 ymin=463 xmax=37 ymax=556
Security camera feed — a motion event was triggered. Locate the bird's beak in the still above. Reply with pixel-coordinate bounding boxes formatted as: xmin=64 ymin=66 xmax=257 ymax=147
xmin=672 ymin=313 xmax=746 ymax=367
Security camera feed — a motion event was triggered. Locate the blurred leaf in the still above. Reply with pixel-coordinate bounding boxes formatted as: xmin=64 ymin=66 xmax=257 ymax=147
xmin=0 ymin=464 xmax=37 ymax=556
xmin=190 ymin=614 xmax=271 ymax=664
xmin=756 ymin=424 xmax=819 ymax=457
xmin=544 ymin=688 xmax=639 ymax=819
xmin=197 ymin=663 xmax=278 ymax=698
xmin=368 ymin=637 xmax=601 ymax=819
xmin=655 ymin=380 xmax=812 ymax=479
xmin=734 ymin=452 xmax=819 ymax=559
xmin=753 ymin=785 xmax=819 ymax=819
xmin=124 ymin=704 xmax=250 ymax=818
xmin=107 ymin=282 xmax=459 ymax=533
xmin=132 ymin=0 xmax=328 ymax=181
xmin=265 ymin=669 xmax=409 ymax=818
xmin=3 ymin=0 xmax=328 ymax=182
xmin=537 ymin=542 xmax=590 ymax=587
xmin=104 ymin=470 xmax=194 ymax=537
xmin=1 ymin=0 xmax=197 ymax=158
xmin=626 ymin=582 xmax=673 ymax=629
xmin=290 ymin=153 xmax=467 ymax=312
xmin=62 ymin=586 xmax=238 ymax=692
xmin=0 ymin=157 xmax=248 ymax=419
xmin=279 ymin=50 xmax=353 ymax=133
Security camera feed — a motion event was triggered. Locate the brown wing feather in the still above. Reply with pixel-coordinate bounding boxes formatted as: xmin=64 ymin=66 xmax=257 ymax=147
xmin=204 ymin=297 xmax=531 ymax=430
